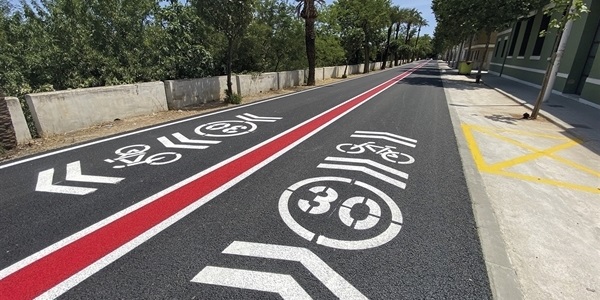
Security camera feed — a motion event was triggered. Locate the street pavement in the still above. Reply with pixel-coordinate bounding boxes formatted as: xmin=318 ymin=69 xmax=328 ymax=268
xmin=0 ymin=60 xmax=597 ymax=299
xmin=442 ymin=63 xmax=600 ymax=300
xmin=0 ymin=61 xmax=492 ymax=299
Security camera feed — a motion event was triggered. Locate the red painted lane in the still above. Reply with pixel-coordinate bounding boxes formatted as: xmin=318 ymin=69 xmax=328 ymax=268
xmin=0 ymin=62 xmax=427 ymax=299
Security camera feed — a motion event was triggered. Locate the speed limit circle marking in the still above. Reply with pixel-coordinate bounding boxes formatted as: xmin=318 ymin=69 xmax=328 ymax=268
xmin=279 ymin=176 xmax=403 ymax=250
xmin=195 ymin=120 xmax=258 ymax=137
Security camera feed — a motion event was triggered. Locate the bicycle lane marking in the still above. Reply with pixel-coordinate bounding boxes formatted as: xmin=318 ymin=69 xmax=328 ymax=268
xmin=0 ymin=61 xmax=430 ymax=300
xmin=0 ymin=62 xmax=419 ymax=171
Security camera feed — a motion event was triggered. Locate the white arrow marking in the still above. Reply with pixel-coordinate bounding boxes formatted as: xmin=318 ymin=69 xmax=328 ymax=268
xmin=351 ymin=130 xmax=417 ymax=148
xmin=36 ymin=169 xmax=97 ymax=195
xmin=236 ymin=113 xmax=282 ymax=122
xmin=192 ymin=267 xmax=311 ymax=300
xmin=65 ymin=161 xmax=124 ymax=184
xmin=157 ymin=132 xmax=220 ymax=150
xmin=172 ymin=132 xmax=221 ymax=145
xmin=223 ymin=241 xmax=368 ymax=299
xmin=36 ymin=161 xmax=124 ymax=195
xmin=318 ymin=157 xmax=408 ymax=189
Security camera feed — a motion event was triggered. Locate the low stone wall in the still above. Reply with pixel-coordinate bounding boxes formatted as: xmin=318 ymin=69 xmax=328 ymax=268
xmin=0 ymin=97 xmax=17 ymax=149
xmin=278 ymin=70 xmax=304 ymax=89
xmin=236 ymin=73 xmax=278 ymax=97
xmin=5 ymin=97 xmax=32 ymax=145
xmin=165 ymin=76 xmax=230 ymax=110
xmin=26 ymin=82 xmax=167 ymax=136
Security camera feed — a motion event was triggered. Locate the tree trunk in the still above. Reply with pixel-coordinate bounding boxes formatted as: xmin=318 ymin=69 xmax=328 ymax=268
xmin=305 ymin=18 xmax=316 ymax=86
xmin=382 ymin=24 xmax=393 ymax=70
xmin=394 ymin=23 xmax=400 ymax=66
xmin=531 ymin=1 xmax=575 ymax=119
xmin=475 ymin=31 xmax=492 ymax=83
xmin=226 ymin=38 xmax=233 ymax=98
xmin=413 ymin=26 xmax=421 ymax=61
xmin=364 ymin=29 xmax=370 ymax=74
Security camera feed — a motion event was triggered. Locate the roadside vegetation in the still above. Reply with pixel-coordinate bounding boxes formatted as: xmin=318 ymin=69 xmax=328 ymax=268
xmin=0 ymin=0 xmax=432 ymax=137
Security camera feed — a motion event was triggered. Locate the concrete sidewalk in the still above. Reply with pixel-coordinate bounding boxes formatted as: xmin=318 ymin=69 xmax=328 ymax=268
xmin=439 ymin=62 xmax=600 ymax=300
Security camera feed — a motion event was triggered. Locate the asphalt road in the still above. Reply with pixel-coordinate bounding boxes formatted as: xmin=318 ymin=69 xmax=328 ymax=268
xmin=0 ymin=61 xmax=492 ymax=299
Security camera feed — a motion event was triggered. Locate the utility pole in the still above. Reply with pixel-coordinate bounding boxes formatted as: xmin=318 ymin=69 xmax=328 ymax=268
xmin=531 ymin=0 xmax=575 ymax=119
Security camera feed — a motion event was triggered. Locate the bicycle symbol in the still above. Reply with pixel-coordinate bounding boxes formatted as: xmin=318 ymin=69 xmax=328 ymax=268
xmin=104 ymin=144 xmax=182 ymax=169
xmin=279 ymin=177 xmax=403 ymax=250
xmin=195 ymin=121 xmax=257 ymax=137
xmin=336 ymin=141 xmax=415 ymax=164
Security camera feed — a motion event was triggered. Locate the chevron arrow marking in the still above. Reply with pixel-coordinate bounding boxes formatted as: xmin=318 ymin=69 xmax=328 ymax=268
xmin=157 ymin=132 xmax=220 ymax=150
xmin=192 ymin=241 xmax=367 ymax=299
xmin=318 ymin=157 xmax=408 ymax=189
xmin=351 ymin=130 xmax=417 ymax=148
xmin=192 ymin=267 xmax=311 ymax=300
xmin=236 ymin=113 xmax=282 ymax=122
xmin=36 ymin=161 xmax=124 ymax=195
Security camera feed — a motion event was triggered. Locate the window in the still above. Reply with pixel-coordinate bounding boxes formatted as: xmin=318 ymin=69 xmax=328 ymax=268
xmin=518 ymin=17 xmax=535 ymax=56
xmin=532 ymin=14 xmax=551 ymax=56
xmin=509 ymin=21 xmax=522 ymax=56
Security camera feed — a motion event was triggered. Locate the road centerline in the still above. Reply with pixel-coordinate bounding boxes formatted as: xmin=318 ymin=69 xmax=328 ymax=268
xmin=0 ymin=61 xmax=429 ymax=300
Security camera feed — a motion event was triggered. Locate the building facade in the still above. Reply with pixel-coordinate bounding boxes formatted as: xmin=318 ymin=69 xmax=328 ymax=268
xmin=489 ymin=0 xmax=600 ymax=108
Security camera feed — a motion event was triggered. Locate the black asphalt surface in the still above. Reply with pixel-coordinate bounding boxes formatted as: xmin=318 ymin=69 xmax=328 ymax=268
xmin=0 ymin=61 xmax=492 ymax=299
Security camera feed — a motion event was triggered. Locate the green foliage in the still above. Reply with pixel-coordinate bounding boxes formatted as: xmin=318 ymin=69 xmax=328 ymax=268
xmin=225 ymin=93 xmax=243 ymax=104
xmin=540 ymin=0 xmax=590 ymax=37
xmin=0 ymin=0 xmax=425 ymax=105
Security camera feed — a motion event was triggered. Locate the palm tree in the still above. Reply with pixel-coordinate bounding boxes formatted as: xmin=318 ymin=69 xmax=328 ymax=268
xmin=413 ymin=16 xmax=428 ymax=60
xmin=296 ymin=0 xmax=324 ymax=86
xmin=381 ymin=5 xmax=400 ymax=70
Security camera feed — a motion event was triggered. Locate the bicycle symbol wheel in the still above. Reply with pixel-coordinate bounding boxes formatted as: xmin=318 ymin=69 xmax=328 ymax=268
xmin=146 ymin=152 xmax=182 ymax=165
xmin=279 ymin=176 xmax=403 ymax=250
xmin=115 ymin=144 xmax=151 ymax=155
xmin=336 ymin=143 xmax=365 ymax=154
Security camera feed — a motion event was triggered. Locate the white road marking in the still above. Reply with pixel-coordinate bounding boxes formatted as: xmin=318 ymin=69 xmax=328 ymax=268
xmin=35 ymin=161 xmax=124 ymax=195
xmin=236 ymin=113 xmax=282 ymax=122
xmin=8 ymin=63 xmax=428 ymax=299
xmin=223 ymin=241 xmax=367 ymax=299
xmin=65 ymin=161 xmax=124 ymax=184
xmin=172 ymin=132 xmax=221 ymax=144
xmin=317 ymin=163 xmax=407 ymax=189
xmin=36 ymin=169 xmax=97 ymax=196
xmin=323 ymin=157 xmax=409 ymax=179
xmin=351 ymin=130 xmax=417 ymax=148
xmin=157 ymin=137 xmax=210 ymax=150
xmin=191 ymin=267 xmax=311 ymax=299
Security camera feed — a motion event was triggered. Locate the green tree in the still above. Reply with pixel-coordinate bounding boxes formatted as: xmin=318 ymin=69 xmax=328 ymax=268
xmin=295 ymin=0 xmax=325 ymax=86
xmin=334 ymin=0 xmax=390 ymax=73
xmin=195 ymin=0 xmax=255 ymax=100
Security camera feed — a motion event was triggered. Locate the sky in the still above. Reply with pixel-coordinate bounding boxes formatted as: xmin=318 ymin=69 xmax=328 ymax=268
xmin=6 ymin=0 xmax=436 ymax=36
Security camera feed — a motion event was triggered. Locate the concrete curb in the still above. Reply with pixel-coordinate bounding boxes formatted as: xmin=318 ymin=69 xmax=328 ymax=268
xmin=440 ymin=63 xmax=524 ymax=300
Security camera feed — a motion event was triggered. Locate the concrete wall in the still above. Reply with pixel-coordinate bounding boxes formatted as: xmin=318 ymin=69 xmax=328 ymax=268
xmin=5 ymin=97 xmax=32 ymax=144
xmin=165 ymin=76 xmax=233 ymax=109
xmin=26 ymin=82 xmax=167 ymax=136
xmin=278 ymin=70 xmax=304 ymax=89
xmin=323 ymin=67 xmax=336 ymax=79
xmin=236 ymin=72 xmax=278 ymax=96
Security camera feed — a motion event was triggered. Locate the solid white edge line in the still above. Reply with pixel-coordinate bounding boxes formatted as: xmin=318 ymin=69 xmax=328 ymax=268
xmin=11 ymin=61 xmax=429 ymax=299
xmin=0 ymin=62 xmax=420 ymax=170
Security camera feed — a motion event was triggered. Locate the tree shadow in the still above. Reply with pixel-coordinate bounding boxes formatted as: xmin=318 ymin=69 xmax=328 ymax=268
xmin=484 ymin=114 xmax=523 ymax=125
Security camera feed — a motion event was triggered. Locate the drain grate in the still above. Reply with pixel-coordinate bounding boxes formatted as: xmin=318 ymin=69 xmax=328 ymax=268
xmin=547 ymin=104 xmax=564 ymax=108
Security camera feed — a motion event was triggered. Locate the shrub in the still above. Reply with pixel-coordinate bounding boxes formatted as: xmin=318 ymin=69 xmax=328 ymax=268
xmin=225 ymin=93 xmax=242 ymax=105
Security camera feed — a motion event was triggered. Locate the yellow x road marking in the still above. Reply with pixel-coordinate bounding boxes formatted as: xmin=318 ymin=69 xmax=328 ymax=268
xmin=462 ymin=124 xmax=600 ymax=194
